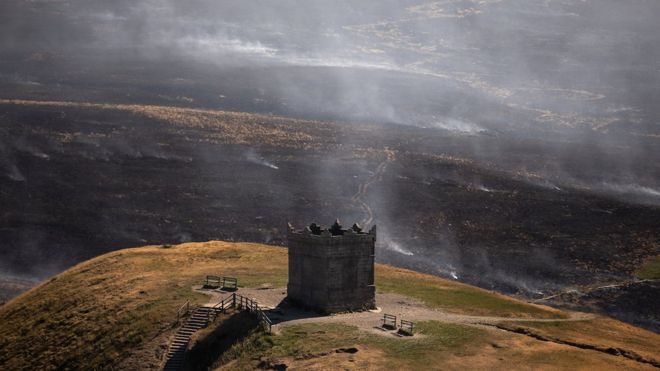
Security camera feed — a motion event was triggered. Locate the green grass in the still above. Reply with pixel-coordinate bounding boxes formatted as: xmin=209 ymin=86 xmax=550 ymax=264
xmin=365 ymin=321 xmax=483 ymax=367
xmin=272 ymin=323 xmax=361 ymax=357
xmin=376 ymin=266 xmax=565 ymax=319
xmin=635 ymin=255 xmax=660 ymax=279
xmin=221 ymin=321 xmax=485 ymax=369
xmin=187 ymin=310 xmax=261 ymax=370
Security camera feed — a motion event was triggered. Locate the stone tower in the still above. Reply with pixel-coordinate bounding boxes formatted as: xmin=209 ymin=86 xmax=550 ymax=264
xmin=286 ymin=220 xmax=376 ymax=313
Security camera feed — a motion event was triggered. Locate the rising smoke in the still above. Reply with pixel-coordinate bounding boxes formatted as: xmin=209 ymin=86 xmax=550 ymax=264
xmin=244 ymin=148 xmax=279 ymax=170
xmin=2 ymin=1 xmax=658 ymax=174
xmin=1 ymin=0 xmax=659 ymax=292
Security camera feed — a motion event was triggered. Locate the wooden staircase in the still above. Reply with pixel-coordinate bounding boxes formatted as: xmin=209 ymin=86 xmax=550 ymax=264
xmin=162 ymin=306 xmax=213 ymax=371
xmin=162 ymin=293 xmax=271 ymax=371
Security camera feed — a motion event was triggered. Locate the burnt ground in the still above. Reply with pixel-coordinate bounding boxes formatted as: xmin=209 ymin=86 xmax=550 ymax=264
xmin=539 ymin=280 xmax=660 ymax=333
xmin=0 ymin=101 xmax=658 ymax=331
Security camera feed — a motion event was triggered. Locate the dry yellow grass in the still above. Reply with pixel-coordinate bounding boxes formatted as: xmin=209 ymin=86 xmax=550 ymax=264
xmin=0 ymin=242 xmax=287 ymax=370
xmin=0 ymin=241 xmax=658 ymax=370
xmin=0 ymin=99 xmax=378 ymax=150
xmin=497 ymin=317 xmax=660 ymax=363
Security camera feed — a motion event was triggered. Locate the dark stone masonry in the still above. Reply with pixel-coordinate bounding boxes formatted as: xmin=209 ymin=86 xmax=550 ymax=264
xmin=286 ymin=220 xmax=376 ymax=313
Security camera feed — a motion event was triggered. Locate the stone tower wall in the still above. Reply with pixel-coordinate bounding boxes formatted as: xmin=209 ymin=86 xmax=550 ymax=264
xmin=287 ymin=224 xmax=376 ymax=313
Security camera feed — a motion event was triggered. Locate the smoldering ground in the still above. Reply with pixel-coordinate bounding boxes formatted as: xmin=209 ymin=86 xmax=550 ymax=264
xmin=0 ymin=1 xmax=659 ymax=328
xmin=1 ymin=100 xmax=659 ymax=332
xmin=1 ymin=0 xmax=659 ymax=197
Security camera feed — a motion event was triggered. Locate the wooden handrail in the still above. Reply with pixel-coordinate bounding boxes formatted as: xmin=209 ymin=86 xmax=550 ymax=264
xmin=176 ymin=300 xmax=190 ymax=323
xmin=198 ymin=293 xmax=272 ymax=334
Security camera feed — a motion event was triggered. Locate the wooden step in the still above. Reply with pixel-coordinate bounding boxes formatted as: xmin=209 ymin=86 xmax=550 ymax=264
xmin=163 ymin=305 xmax=230 ymax=370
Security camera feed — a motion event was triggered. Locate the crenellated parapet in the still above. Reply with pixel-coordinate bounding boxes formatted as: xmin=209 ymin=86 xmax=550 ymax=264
xmin=288 ymin=220 xmax=376 ymax=237
xmin=287 ymin=220 xmax=376 ymax=257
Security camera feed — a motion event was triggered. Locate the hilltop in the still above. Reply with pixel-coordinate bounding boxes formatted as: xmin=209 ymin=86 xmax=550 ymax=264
xmin=0 ymin=242 xmax=658 ymax=370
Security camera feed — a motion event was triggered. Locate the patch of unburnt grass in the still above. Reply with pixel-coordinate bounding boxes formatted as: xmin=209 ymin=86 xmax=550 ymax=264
xmin=635 ymin=255 xmax=660 ymax=279
xmin=221 ymin=321 xmax=485 ymax=369
xmin=376 ymin=265 xmax=566 ymax=318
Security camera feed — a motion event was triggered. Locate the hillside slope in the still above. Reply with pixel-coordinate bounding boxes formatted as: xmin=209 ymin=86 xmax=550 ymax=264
xmin=0 ymin=242 xmax=658 ymax=370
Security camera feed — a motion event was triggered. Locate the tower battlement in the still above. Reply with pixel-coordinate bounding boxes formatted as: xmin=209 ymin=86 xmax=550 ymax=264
xmin=286 ymin=220 xmax=376 ymax=313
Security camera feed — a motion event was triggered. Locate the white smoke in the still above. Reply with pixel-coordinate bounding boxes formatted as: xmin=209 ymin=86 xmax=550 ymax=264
xmin=389 ymin=241 xmax=414 ymax=256
xmin=432 ymin=118 xmax=486 ymax=135
xmin=379 ymin=232 xmax=414 ymax=256
xmin=16 ymin=143 xmax=50 ymax=160
xmin=469 ymin=183 xmax=495 ymax=193
xmin=7 ymin=165 xmax=25 ymax=182
xmin=599 ymin=182 xmax=660 ymax=199
xmin=244 ymin=148 xmax=279 ymax=170
xmin=177 ymin=35 xmax=278 ymax=59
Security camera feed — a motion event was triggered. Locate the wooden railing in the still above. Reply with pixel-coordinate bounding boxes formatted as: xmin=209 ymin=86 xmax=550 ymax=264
xmin=239 ymin=294 xmax=272 ymax=333
xmin=255 ymin=308 xmax=273 ymax=333
xmin=176 ymin=301 xmax=190 ymax=324
xmin=207 ymin=294 xmax=235 ymax=322
xmin=175 ymin=294 xmax=272 ymax=333
xmin=214 ymin=293 xmax=272 ymax=333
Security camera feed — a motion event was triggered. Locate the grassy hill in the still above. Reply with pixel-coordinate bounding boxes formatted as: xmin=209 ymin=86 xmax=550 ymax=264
xmin=0 ymin=242 xmax=658 ymax=370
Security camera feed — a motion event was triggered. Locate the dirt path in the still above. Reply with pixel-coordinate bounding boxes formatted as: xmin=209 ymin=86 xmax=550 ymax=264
xmin=193 ymin=286 xmax=235 ymax=306
xmin=351 ymin=149 xmax=396 ymax=226
xmin=231 ymin=288 xmax=594 ymax=338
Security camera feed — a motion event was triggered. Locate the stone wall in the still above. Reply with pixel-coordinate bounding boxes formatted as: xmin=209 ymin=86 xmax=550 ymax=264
xmin=287 ymin=222 xmax=376 ymax=313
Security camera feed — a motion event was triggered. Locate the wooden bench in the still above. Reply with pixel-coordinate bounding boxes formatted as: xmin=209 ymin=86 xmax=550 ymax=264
xmin=399 ymin=319 xmax=414 ymax=335
xmin=204 ymin=275 xmax=222 ymax=288
xmin=221 ymin=276 xmax=238 ymax=291
xmin=381 ymin=313 xmax=397 ymax=330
